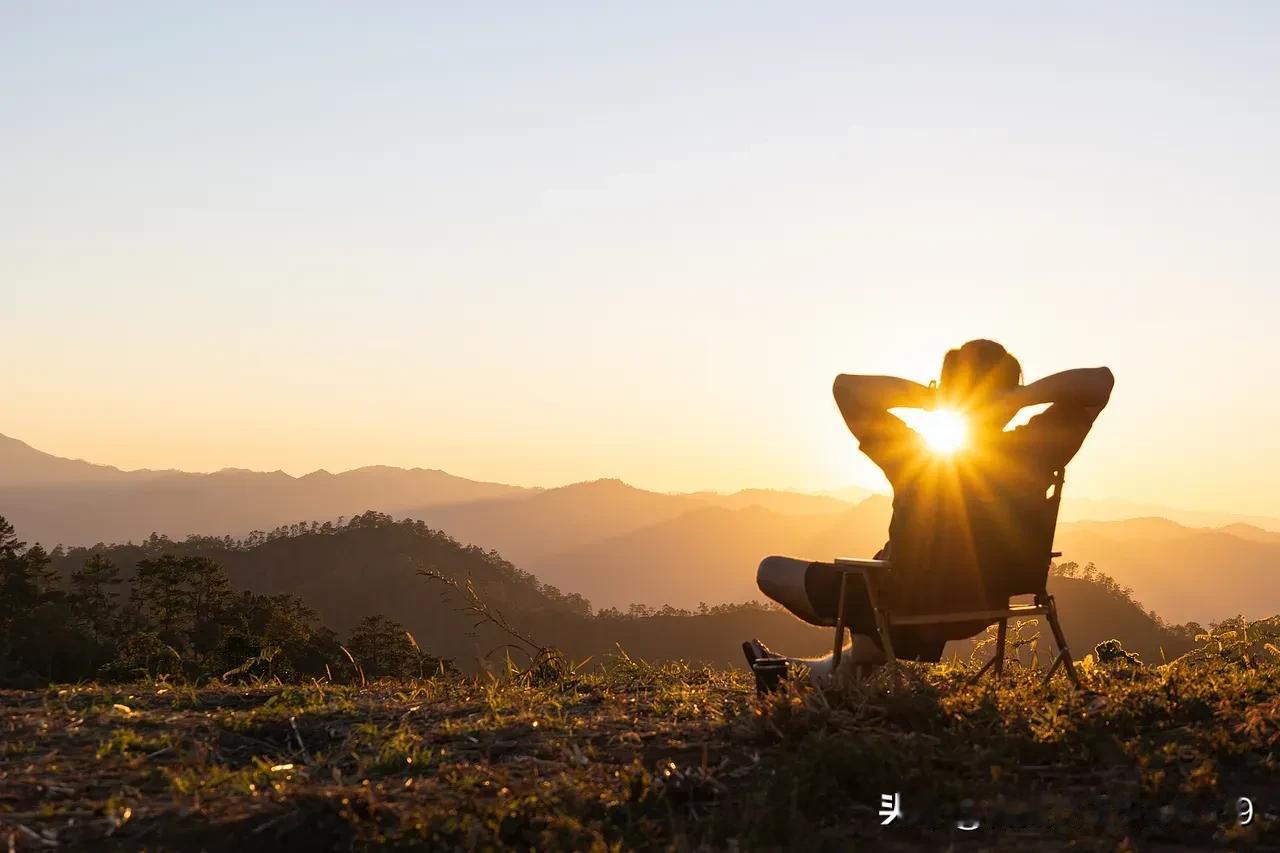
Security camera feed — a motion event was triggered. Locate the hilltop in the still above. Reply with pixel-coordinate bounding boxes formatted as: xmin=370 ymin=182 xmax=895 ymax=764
xmin=4 ymin=620 xmax=1279 ymax=850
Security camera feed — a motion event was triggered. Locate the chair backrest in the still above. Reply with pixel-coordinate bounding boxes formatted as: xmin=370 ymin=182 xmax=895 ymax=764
xmin=880 ymin=465 xmax=1068 ymax=624
xmin=999 ymin=467 xmax=1065 ymax=597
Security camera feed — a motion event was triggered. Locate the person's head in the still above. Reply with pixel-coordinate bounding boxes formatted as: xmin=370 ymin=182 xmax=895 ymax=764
xmin=938 ymin=339 xmax=1022 ymax=430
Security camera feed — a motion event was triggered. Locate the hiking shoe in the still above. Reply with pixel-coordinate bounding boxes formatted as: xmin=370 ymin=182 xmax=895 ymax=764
xmin=742 ymin=639 xmax=787 ymax=694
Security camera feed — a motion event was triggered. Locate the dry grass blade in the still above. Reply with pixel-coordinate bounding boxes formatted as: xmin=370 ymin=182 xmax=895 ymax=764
xmin=338 ymin=645 xmax=366 ymax=688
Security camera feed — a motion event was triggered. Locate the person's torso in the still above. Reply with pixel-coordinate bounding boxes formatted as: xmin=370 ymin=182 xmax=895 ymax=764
xmin=884 ymin=433 xmax=1056 ymax=614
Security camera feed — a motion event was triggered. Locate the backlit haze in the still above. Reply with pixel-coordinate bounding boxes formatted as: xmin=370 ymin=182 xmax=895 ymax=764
xmin=5 ymin=3 xmax=1279 ymax=516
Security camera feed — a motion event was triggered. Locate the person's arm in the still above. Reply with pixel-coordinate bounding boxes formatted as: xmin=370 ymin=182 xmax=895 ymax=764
xmin=1009 ymin=367 xmax=1114 ymax=411
xmin=832 ymin=374 xmax=934 ymax=435
xmin=1007 ymin=367 xmax=1115 ymax=470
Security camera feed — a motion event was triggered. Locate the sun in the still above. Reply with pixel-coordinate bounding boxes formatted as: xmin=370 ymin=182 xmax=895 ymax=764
xmin=911 ymin=409 xmax=969 ymax=454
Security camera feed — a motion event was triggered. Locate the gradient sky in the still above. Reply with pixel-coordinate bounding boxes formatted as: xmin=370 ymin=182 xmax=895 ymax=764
xmin=4 ymin=3 xmax=1279 ymax=515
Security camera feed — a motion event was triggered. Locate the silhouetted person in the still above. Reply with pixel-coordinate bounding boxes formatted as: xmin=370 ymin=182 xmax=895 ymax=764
xmin=745 ymin=340 xmax=1114 ymax=683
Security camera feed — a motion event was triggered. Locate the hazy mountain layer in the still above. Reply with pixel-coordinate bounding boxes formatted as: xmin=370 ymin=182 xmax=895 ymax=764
xmin=530 ymin=495 xmax=1280 ymax=624
xmin=7 ymin=432 xmax=1279 ymax=625
xmin=1 ymin=433 xmax=531 ymax=546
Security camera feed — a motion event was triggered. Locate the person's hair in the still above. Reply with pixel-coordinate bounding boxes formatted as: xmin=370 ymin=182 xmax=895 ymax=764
xmin=939 ymin=339 xmax=1022 ymax=406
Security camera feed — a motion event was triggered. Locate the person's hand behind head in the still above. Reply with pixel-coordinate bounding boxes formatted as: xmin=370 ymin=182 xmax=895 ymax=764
xmin=994 ymin=384 xmax=1030 ymax=412
xmin=972 ymin=386 xmax=1026 ymax=431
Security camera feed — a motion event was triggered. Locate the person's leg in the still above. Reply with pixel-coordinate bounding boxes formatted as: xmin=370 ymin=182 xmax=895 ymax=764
xmin=756 ymin=557 xmax=881 ymax=625
xmin=788 ymin=639 xmax=885 ymax=679
xmin=788 ymin=631 xmax=946 ymax=679
xmin=754 ymin=556 xmax=886 ymax=681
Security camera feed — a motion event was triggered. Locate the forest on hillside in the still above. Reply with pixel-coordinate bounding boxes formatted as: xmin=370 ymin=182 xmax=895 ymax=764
xmin=1 ymin=511 xmax=1207 ymax=689
xmin=0 ymin=512 xmax=791 ymax=687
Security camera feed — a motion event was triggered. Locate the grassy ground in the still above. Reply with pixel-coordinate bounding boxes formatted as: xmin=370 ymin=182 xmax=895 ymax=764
xmin=3 ymin=628 xmax=1280 ymax=851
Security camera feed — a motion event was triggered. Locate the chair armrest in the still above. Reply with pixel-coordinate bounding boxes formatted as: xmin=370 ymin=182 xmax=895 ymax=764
xmin=833 ymin=557 xmax=891 ymax=570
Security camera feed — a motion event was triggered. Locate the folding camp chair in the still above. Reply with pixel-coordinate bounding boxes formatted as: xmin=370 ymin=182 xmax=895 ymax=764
xmin=828 ymin=468 xmax=1081 ymax=688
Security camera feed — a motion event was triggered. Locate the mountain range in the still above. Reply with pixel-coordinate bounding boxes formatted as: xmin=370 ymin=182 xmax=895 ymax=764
xmin=4 ymin=432 xmax=1279 ymax=625
xmin=41 ymin=515 xmax=1197 ymax=672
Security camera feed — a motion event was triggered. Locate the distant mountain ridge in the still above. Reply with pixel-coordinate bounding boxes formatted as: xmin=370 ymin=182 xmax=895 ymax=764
xmin=0 ymin=432 xmax=532 ymax=546
xmin=0 ymin=432 xmax=178 ymax=485
xmin=406 ymin=479 xmax=707 ymax=566
xmin=10 ymin=430 xmax=1277 ymax=540
xmin=1057 ymin=496 xmax=1280 ymax=532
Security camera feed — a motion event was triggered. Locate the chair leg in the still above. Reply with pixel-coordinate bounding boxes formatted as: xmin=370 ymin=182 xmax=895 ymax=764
xmin=863 ymin=572 xmax=896 ymax=671
xmin=832 ymin=571 xmax=849 ymax=669
xmin=1043 ymin=596 xmax=1082 ymax=689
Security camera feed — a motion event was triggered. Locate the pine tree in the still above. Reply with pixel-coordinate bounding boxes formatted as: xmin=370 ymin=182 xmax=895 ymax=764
xmin=68 ymin=554 xmax=123 ymax=640
xmin=347 ymin=614 xmax=418 ymax=678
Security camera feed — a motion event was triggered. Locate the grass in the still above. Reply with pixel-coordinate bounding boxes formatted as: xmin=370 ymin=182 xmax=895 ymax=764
xmin=2 ymin=625 xmax=1280 ymax=851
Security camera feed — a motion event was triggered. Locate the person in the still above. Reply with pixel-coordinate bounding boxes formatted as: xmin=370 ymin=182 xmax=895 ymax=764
xmin=744 ymin=339 xmax=1114 ymax=688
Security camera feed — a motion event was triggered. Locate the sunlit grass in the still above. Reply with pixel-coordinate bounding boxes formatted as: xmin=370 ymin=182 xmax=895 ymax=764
xmin=5 ymin=621 xmax=1280 ymax=849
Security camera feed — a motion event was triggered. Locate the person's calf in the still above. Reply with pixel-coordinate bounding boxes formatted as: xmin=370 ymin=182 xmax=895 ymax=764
xmin=848 ymin=633 xmax=887 ymax=665
xmin=796 ymin=634 xmax=884 ymax=677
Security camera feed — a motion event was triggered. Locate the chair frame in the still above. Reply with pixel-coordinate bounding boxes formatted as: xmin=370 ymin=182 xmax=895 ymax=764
xmin=829 ymin=469 xmax=1081 ymax=688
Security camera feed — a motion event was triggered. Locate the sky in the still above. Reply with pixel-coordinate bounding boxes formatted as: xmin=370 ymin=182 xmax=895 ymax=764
xmin=3 ymin=3 xmax=1280 ymax=515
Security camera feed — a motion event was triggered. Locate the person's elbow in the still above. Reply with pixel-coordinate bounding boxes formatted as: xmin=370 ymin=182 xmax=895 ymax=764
xmin=832 ymin=374 xmax=867 ymax=416
xmin=832 ymin=374 xmax=853 ymax=399
xmin=1093 ymin=367 xmax=1115 ymax=406
xmin=833 ymin=373 xmax=872 ymax=404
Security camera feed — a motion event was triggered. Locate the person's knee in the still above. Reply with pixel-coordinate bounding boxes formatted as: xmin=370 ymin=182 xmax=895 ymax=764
xmin=757 ymin=555 xmax=824 ymax=623
xmin=756 ymin=555 xmax=796 ymax=598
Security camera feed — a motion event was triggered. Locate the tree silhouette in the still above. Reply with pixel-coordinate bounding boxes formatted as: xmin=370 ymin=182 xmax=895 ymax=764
xmin=346 ymin=614 xmax=418 ymax=678
xmin=0 ymin=517 xmax=65 ymax=681
xmin=68 ymin=554 xmax=123 ymax=640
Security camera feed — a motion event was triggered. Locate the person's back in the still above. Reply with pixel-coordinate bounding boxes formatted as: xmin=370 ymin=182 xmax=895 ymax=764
xmin=747 ymin=340 xmax=1114 ymax=679
xmin=881 ymin=422 xmax=1065 ymax=640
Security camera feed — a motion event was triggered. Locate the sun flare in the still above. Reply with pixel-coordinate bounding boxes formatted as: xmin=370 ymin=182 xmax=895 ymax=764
xmin=911 ymin=409 xmax=969 ymax=454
